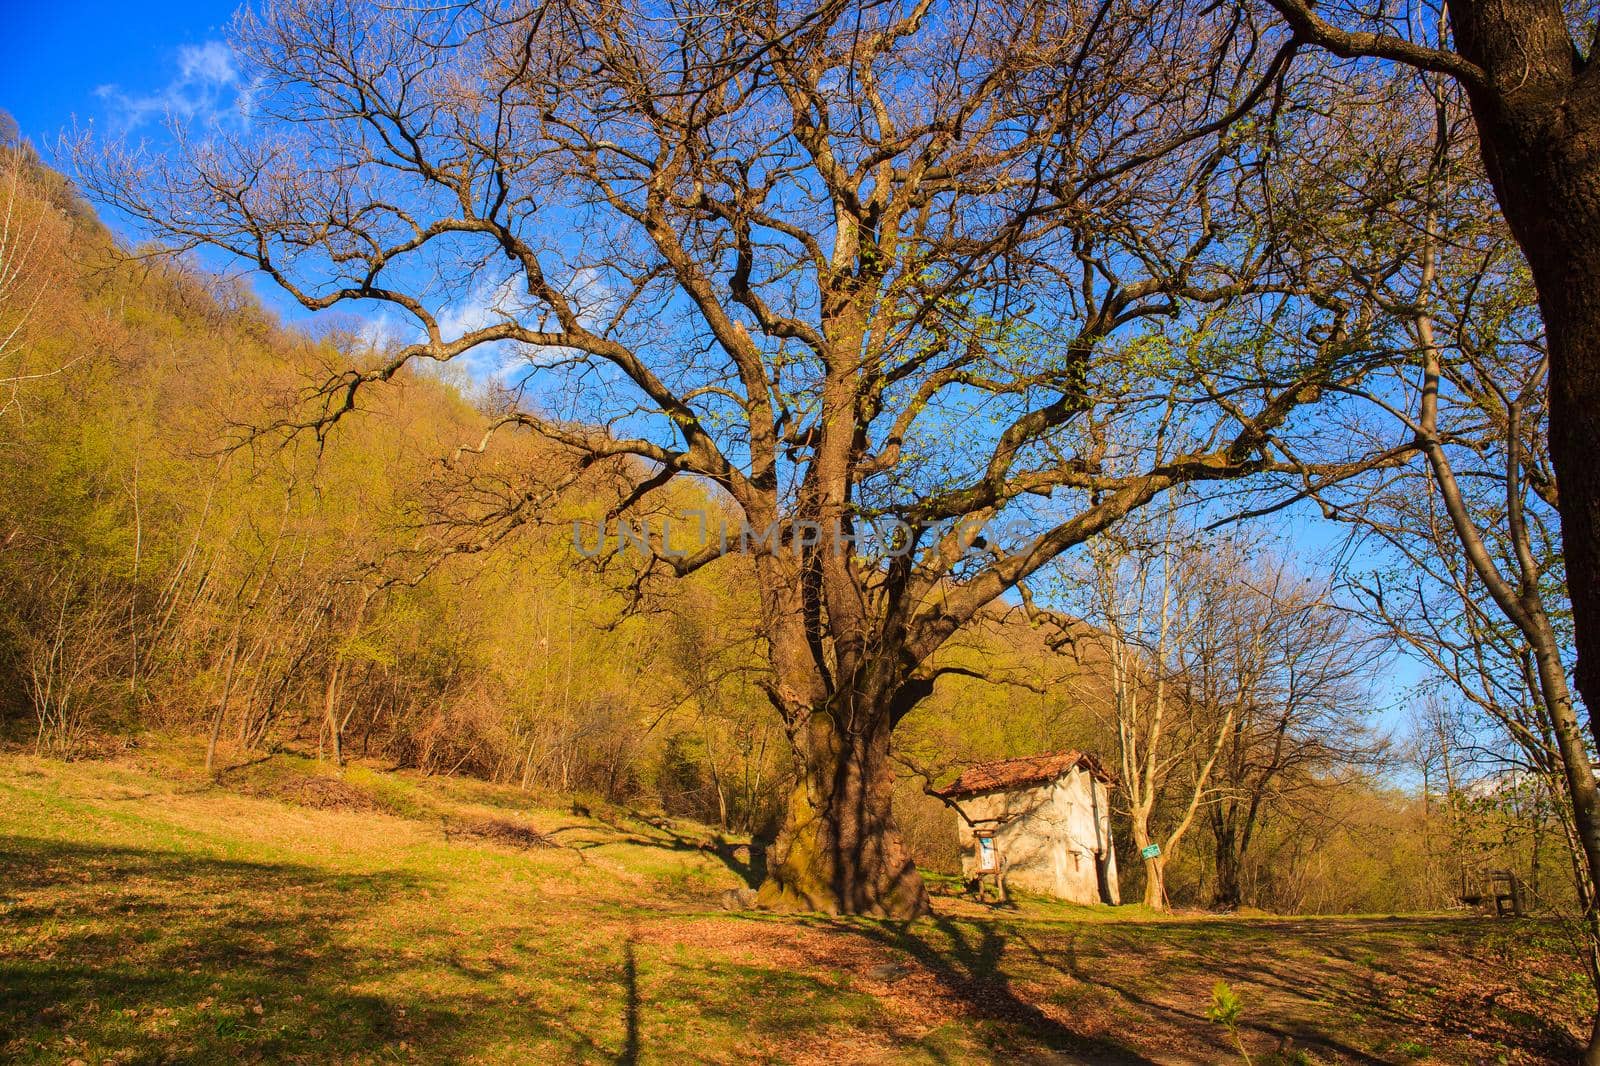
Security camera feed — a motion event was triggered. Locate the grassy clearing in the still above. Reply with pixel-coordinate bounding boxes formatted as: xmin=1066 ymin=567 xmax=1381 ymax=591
xmin=0 ymin=740 xmax=1588 ymax=1065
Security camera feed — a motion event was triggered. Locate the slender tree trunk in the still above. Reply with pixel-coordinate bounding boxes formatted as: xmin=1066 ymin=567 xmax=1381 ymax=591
xmin=1528 ymin=640 xmax=1600 ymax=1009
xmin=1491 ymin=171 xmax=1600 ymax=756
xmin=321 ymin=658 xmax=343 ymax=769
xmin=205 ymin=628 xmax=242 ymax=778
xmin=520 ymin=733 xmax=538 ymax=791
xmin=1126 ymin=811 xmax=1168 ymax=911
xmin=1213 ymin=821 xmax=1242 ymax=910
xmin=1416 ymin=113 xmax=1600 ymax=1055
xmin=758 ymin=707 xmax=930 ymax=918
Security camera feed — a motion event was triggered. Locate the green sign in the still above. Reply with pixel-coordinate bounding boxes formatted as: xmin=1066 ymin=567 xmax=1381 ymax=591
xmin=1140 ymin=843 xmax=1161 ymax=860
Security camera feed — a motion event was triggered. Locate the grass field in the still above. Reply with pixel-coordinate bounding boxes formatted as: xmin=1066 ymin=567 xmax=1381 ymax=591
xmin=0 ymin=740 xmax=1589 ymax=1065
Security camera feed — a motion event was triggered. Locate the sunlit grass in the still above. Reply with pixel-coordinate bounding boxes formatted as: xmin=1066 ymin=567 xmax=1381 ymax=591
xmin=0 ymin=742 xmax=1588 ymax=1064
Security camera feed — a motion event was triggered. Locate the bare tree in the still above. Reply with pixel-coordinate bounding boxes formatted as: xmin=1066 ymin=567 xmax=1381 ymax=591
xmin=76 ymin=0 xmax=1400 ymax=915
xmin=1410 ymin=696 xmax=1473 ymax=909
xmin=24 ymin=569 xmax=125 ymax=756
xmin=1083 ymin=521 xmax=1228 ymax=910
xmin=1042 ymin=521 xmax=1334 ymax=909
xmin=1032 ymin=526 xmax=1379 ymax=911
xmin=1283 ymin=71 xmax=1600 ymax=1047
xmin=0 ymin=152 xmax=46 ymax=416
xmin=1201 ymin=558 xmax=1380 ymax=910
xmin=1250 ymin=0 xmax=1600 ymax=947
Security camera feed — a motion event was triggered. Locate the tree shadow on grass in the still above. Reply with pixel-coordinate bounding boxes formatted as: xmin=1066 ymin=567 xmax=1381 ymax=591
xmin=0 ymin=836 xmax=624 ymax=1064
xmin=835 ymin=915 xmax=1159 ymax=1064
xmin=1010 ymin=918 xmax=1582 ymax=1065
xmin=618 ymin=936 xmax=639 ymax=1065
xmin=566 ymin=811 xmax=768 ymax=890
xmin=1009 ymin=922 xmax=1363 ymax=1065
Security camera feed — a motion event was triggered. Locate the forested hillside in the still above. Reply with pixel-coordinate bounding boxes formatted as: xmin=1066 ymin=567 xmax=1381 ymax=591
xmin=0 ymin=142 xmax=1568 ymax=918
xmin=0 ymin=144 xmax=772 ymax=810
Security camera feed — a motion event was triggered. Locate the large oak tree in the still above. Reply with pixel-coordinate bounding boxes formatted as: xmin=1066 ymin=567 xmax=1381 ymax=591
xmin=80 ymin=0 xmax=1394 ymax=916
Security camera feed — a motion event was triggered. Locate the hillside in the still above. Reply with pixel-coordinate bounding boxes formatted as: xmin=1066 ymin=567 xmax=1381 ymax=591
xmin=0 ymin=743 xmax=1585 ymax=1065
xmin=0 ymin=143 xmax=784 ymax=826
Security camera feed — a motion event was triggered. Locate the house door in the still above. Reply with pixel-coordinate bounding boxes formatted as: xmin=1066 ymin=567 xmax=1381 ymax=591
xmin=977 ymin=834 xmax=997 ymax=873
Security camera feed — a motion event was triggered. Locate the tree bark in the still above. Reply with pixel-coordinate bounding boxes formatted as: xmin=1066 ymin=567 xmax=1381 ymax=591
xmin=1500 ymin=206 xmax=1600 ymax=748
xmin=1448 ymin=3 xmax=1600 ymax=744
xmin=1413 ymin=55 xmax=1600 ymax=994
xmin=1212 ymin=817 xmax=1242 ymax=910
xmin=758 ymin=708 xmax=931 ymax=918
xmin=1211 ymin=787 xmax=1270 ymax=910
xmin=1142 ymin=855 xmax=1167 ymax=910
xmin=1404 ymin=86 xmax=1600 ymax=1052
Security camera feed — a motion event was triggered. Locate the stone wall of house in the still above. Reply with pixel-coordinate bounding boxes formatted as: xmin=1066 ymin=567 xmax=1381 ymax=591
xmin=952 ymin=767 xmax=1119 ymax=905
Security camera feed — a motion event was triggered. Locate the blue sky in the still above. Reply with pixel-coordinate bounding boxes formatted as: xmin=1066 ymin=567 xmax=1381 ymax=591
xmin=2 ymin=1 xmax=296 ymax=308
xmin=3 ymin=1 xmax=245 ymax=146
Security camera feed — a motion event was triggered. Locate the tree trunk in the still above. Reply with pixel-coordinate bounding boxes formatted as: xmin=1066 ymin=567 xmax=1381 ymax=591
xmin=321 ymin=658 xmax=343 ymax=769
xmin=1453 ymin=34 xmax=1600 ymax=740
xmin=1473 ymin=116 xmax=1600 ymax=1065
xmin=1142 ymin=855 xmax=1167 ymax=910
xmin=205 ymin=629 xmax=242 ymax=778
xmin=1505 ymin=193 xmax=1600 ymax=738
xmin=758 ymin=709 xmax=930 ymax=918
xmin=1453 ymin=66 xmax=1600 ymax=1063
xmin=1127 ymin=804 xmax=1167 ymax=911
xmin=1213 ymin=825 xmax=1242 ymax=911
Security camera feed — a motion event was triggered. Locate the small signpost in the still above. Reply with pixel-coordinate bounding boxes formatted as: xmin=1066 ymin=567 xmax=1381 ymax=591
xmin=1140 ymin=843 xmax=1161 ymax=860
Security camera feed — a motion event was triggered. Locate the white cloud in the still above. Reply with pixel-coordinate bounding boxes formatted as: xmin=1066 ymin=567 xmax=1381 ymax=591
xmin=436 ymin=276 xmax=547 ymax=383
xmin=436 ymin=276 xmax=524 ymax=340
xmin=95 ymin=41 xmax=260 ymax=131
xmin=177 ymin=41 xmax=238 ymax=84
xmin=331 ymin=270 xmax=622 ymax=389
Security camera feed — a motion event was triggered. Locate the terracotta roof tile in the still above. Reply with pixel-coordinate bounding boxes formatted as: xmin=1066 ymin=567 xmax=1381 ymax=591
xmin=932 ymin=750 xmax=1114 ymax=798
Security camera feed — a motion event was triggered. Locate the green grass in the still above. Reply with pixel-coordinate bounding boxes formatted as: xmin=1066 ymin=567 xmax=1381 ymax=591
xmin=0 ymin=742 xmax=1589 ymax=1064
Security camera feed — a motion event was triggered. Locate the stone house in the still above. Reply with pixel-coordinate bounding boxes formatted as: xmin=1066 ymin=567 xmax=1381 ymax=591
xmin=934 ymin=750 xmax=1120 ymax=905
